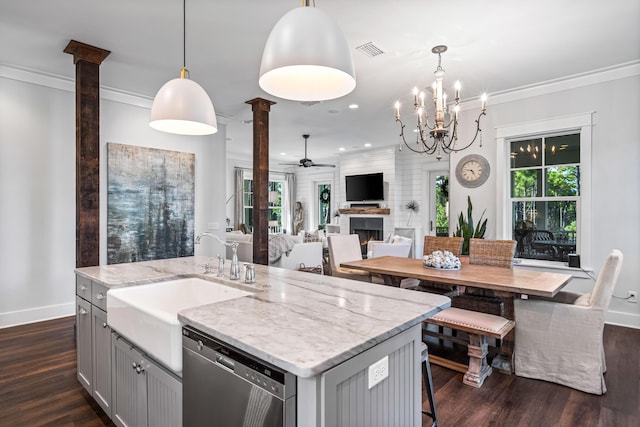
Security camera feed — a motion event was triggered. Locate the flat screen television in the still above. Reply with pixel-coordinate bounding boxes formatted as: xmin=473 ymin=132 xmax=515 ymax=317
xmin=345 ymin=172 xmax=384 ymax=201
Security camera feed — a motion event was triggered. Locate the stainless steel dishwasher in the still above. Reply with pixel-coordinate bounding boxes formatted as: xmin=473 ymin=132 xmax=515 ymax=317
xmin=182 ymin=326 xmax=296 ymax=427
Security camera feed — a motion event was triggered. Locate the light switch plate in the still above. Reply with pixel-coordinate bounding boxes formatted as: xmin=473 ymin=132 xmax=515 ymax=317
xmin=368 ymin=355 xmax=389 ymax=389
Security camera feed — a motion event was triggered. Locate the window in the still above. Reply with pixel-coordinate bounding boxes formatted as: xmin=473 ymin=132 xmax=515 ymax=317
xmin=510 ymin=133 xmax=580 ymax=262
xmin=242 ymin=178 xmax=285 ymax=233
xmin=496 ymin=113 xmax=593 ymax=267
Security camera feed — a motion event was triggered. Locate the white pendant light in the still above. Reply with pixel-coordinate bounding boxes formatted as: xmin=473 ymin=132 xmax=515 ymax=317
xmin=149 ymin=0 xmax=217 ymax=135
xmin=259 ymin=2 xmax=356 ymax=101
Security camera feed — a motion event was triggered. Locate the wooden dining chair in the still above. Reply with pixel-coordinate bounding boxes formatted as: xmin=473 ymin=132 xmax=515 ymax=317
xmin=455 ymin=239 xmax=517 ymax=316
xmin=414 ymin=236 xmax=464 ymax=294
xmin=423 ymin=236 xmax=464 ymax=257
xmin=468 ymin=238 xmax=517 ymax=268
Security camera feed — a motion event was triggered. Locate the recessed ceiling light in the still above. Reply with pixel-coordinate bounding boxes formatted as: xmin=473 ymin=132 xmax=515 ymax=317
xmin=241 ymin=119 xmax=253 ymax=124
xmin=338 ymin=147 xmax=345 ymax=151
xmin=364 ymin=143 xmax=372 ymax=147
xmin=280 ymin=152 xmax=286 ymax=156
xmin=349 ymin=104 xmax=359 ymax=109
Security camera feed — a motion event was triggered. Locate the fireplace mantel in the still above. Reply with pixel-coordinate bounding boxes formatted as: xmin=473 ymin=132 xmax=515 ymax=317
xmin=339 ymin=208 xmax=390 ymax=215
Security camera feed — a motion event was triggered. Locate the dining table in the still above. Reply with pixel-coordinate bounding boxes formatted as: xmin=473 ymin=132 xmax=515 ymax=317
xmin=340 ymin=256 xmax=573 ymax=373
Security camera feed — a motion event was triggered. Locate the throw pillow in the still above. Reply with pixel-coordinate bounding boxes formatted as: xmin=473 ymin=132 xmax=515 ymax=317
xmin=392 ymin=235 xmax=412 ymax=245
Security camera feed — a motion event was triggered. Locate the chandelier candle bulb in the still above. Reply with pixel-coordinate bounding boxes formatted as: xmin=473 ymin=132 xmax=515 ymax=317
xmin=481 ymin=93 xmax=487 ymax=111
xmin=395 ymin=44 xmax=487 ymax=157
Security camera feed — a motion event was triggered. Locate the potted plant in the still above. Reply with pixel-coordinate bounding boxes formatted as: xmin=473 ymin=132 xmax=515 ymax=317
xmin=404 ymin=200 xmax=419 ymax=226
xmin=454 ymin=196 xmax=487 ymax=255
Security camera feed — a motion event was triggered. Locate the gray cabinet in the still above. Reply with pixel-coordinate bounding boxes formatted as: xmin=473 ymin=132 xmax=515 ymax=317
xmin=112 ymin=334 xmax=182 ymax=427
xmin=76 ymin=296 xmax=93 ymax=392
xmin=76 ymin=276 xmax=112 ymax=417
xmin=92 ymin=306 xmax=112 ymax=415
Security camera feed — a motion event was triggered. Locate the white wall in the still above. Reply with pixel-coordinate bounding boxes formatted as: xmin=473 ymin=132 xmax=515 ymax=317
xmin=0 ymin=68 xmax=226 ymax=327
xmin=447 ymin=68 xmax=640 ymax=328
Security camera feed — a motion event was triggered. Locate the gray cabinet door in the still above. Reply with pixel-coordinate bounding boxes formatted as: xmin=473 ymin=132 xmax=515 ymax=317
xmin=146 ymin=361 xmax=182 ymax=427
xmin=76 ymin=296 xmax=92 ymax=393
xmin=112 ymin=335 xmax=148 ymax=427
xmin=92 ymin=307 xmax=112 ymax=417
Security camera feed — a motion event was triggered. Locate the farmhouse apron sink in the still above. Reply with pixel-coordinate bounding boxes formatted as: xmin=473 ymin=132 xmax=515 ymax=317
xmin=107 ymin=277 xmax=253 ymax=373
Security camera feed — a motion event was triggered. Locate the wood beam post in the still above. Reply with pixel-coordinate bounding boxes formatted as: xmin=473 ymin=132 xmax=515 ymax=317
xmin=245 ymin=98 xmax=276 ymax=265
xmin=64 ymin=40 xmax=110 ymax=268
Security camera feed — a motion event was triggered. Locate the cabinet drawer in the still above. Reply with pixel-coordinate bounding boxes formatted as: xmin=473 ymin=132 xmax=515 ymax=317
xmin=76 ymin=276 xmax=92 ymax=301
xmin=92 ymin=282 xmax=109 ymax=311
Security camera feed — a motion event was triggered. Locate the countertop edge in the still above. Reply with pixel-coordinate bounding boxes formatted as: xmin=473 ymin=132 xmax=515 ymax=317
xmin=177 ymin=301 xmax=449 ymax=378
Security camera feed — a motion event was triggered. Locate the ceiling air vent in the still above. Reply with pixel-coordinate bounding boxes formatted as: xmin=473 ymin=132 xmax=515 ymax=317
xmin=356 ymin=42 xmax=384 ymax=58
xmin=300 ymin=100 xmax=321 ymax=107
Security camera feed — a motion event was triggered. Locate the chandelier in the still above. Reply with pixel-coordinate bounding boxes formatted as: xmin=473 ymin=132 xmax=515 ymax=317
xmin=394 ymin=45 xmax=487 ymax=160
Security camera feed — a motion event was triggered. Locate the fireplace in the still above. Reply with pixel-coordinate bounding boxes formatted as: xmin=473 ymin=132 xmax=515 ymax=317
xmin=350 ymin=217 xmax=384 ymax=257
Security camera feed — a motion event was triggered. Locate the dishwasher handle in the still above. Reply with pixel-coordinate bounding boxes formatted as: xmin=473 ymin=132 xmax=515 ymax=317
xmin=215 ymin=354 xmax=235 ymax=371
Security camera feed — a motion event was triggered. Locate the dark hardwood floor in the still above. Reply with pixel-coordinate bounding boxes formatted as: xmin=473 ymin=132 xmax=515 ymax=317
xmin=1 ymin=316 xmax=638 ymax=426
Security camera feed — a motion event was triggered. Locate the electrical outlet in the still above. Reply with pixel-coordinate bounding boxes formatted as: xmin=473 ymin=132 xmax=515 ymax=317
xmin=628 ymin=291 xmax=638 ymax=303
xmin=367 ymin=355 xmax=389 ymax=389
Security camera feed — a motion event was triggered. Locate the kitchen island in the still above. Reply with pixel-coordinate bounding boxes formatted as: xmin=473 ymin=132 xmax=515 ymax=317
xmin=76 ymin=256 xmax=450 ymax=426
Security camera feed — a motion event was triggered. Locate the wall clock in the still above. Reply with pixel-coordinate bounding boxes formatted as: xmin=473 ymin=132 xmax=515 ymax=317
xmin=455 ymin=154 xmax=490 ymax=188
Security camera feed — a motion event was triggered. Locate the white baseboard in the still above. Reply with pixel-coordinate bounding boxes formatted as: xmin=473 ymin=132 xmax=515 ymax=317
xmin=606 ymin=309 xmax=640 ymax=330
xmin=0 ymin=302 xmax=75 ymax=329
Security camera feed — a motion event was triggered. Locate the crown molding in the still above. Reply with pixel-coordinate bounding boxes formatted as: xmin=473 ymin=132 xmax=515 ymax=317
xmin=4 ymin=61 xmax=637 ymax=121
xmin=459 ymin=60 xmax=640 ymax=111
xmin=0 ymin=63 xmax=230 ymax=123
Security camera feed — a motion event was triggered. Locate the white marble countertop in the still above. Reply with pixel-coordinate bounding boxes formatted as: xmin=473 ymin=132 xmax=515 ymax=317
xmin=76 ymin=256 xmax=450 ymax=378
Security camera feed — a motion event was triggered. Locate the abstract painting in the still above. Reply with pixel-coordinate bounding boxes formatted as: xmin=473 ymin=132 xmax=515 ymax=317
xmin=107 ymin=143 xmax=195 ymax=264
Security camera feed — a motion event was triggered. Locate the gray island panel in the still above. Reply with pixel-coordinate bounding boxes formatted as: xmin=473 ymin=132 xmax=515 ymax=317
xmin=76 ymin=256 xmax=450 ymax=378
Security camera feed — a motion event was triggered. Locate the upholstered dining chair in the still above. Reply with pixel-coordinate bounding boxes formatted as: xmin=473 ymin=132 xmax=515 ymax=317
xmin=514 ymin=249 xmax=623 ymax=394
xmin=468 ymin=238 xmax=517 ymax=268
xmin=327 ymin=234 xmax=371 ymax=282
xmin=423 ymin=236 xmax=464 ymax=257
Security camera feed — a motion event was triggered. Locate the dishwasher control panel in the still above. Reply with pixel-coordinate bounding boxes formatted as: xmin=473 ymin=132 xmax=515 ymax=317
xmin=234 ymin=363 xmax=284 ymax=398
xmin=182 ymin=326 xmax=294 ymax=400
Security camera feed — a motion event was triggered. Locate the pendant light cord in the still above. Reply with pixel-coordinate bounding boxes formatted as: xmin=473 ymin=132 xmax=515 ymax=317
xmin=183 ymin=0 xmax=186 ymax=69
xmin=179 ymin=0 xmax=189 ymax=79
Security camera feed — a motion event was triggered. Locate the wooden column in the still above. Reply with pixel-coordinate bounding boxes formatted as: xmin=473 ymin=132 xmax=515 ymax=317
xmin=64 ymin=40 xmax=110 ymax=268
xmin=245 ymin=98 xmax=276 ymax=265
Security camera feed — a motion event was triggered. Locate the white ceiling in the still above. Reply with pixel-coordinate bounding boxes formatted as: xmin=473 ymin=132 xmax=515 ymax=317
xmin=1 ymin=0 xmax=639 ymax=164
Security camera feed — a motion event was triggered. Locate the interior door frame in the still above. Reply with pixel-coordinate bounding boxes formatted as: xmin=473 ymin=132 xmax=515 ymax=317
xmin=422 ymin=167 xmax=449 ymax=237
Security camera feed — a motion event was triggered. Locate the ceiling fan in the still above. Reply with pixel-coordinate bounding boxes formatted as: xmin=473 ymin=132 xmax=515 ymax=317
xmin=280 ymin=134 xmax=336 ymax=168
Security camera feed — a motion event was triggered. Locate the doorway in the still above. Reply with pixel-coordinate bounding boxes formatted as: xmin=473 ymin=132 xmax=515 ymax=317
xmin=317 ymin=182 xmax=331 ymax=231
xmin=427 ymin=171 xmax=450 ymax=236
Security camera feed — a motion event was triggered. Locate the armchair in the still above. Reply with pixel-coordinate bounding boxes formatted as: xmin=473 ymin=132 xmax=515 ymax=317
xmin=327 ymin=235 xmax=371 ymax=282
xmin=272 ymin=241 xmax=323 ymax=273
xmin=366 ymin=239 xmax=412 ymax=258
xmin=514 ymin=249 xmax=623 ymax=394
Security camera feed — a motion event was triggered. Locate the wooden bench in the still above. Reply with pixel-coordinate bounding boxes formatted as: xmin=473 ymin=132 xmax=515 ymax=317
xmin=426 ymin=307 xmax=515 ymax=388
